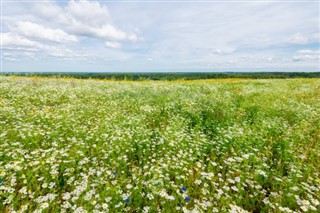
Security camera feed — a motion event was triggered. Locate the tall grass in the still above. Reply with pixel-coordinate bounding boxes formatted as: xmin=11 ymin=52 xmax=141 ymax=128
xmin=0 ymin=77 xmax=319 ymax=212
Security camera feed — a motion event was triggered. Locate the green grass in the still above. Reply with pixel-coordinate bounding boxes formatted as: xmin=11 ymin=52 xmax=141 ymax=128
xmin=0 ymin=77 xmax=319 ymax=212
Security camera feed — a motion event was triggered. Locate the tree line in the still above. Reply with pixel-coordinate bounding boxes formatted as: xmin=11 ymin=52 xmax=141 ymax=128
xmin=1 ymin=72 xmax=319 ymax=80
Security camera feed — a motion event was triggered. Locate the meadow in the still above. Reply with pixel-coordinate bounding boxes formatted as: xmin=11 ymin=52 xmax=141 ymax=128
xmin=0 ymin=76 xmax=319 ymax=213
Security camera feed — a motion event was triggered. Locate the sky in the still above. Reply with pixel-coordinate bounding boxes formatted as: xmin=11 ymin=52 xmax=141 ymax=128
xmin=1 ymin=0 xmax=319 ymax=72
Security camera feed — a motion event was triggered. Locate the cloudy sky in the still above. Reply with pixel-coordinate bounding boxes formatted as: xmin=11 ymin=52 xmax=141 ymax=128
xmin=1 ymin=0 xmax=319 ymax=72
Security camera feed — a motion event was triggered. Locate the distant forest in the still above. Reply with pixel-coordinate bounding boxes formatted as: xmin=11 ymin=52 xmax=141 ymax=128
xmin=1 ymin=72 xmax=319 ymax=80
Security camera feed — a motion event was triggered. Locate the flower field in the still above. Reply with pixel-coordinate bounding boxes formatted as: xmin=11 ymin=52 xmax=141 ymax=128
xmin=0 ymin=76 xmax=319 ymax=213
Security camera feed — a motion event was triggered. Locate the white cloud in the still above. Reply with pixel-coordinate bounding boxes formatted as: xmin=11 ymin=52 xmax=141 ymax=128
xmin=2 ymin=32 xmax=42 ymax=48
xmin=2 ymin=48 xmax=41 ymax=61
xmin=238 ymin=32 xmax=317 ymax=49
xmin=32 ymin=0 xmax=139 ymax=41
xmin=67 ymin=0 xmax=110 ymax=26
xmin=2 ymin=1 xmax=139 ymax=63
xmin=1 ymin=32 xmax=91 ymax=61
xmin=296 ymin=49 xmax=318 ymax=54
xmin=13 ymin=21 xmax=78 ymax=43
xmin=70 ymin=23 xmax=127 ymax=41
xmin=105 ymin=41 xmax=121 ymax=49
xmin=286 ymin=33 xmax=309 ymax=45
xmin=210 ymin=48 xmax=235 ymax=55
xmin=293 ymin=49 xmax=320 ymax=61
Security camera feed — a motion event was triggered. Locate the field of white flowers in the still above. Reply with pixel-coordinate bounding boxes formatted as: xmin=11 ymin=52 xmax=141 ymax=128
xmin=0 ymin=76 xmax=319 ymax=213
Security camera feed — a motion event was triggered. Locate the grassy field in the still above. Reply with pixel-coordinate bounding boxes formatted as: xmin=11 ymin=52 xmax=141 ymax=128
xmin=0 ymin=76 xmax=319 ymax=212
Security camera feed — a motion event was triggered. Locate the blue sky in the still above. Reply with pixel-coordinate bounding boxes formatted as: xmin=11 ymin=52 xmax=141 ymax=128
xmin=1 ymin=0 xmax=319 ymax=72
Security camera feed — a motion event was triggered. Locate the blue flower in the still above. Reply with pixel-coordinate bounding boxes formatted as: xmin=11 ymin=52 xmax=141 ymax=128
xmin=125 ymin=198 xmax=130 ymax=203
xmin=181 ymin=186 xmax=187 ymax=193
xmin=184 ymin=196 xmax=191 ymax=202
xmin=0 ymin=180 xmax=2 ymax=185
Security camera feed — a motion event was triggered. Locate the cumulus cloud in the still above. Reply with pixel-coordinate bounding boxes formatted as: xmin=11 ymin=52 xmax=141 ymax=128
xmin=69 ymin=24 xmax=127 ymax=41
xmin=1 ymin=32 xmax=91 ymax=61
xmin=32 ymin=0 xmax=139 ymax=41
xmin=105 ymin=41 xmax=122 ymax=49
xmin=66 ymin=0 xmax=110 ymax=26
xmin=13 ymin=21 xmax=78 ymax=43
xmin=1 ymin=0 xmax=140 ymax=64
xmin=292 ymin=49 xmax=320 ymax=61
xmin=292 ymin=49 xmax=320 ymax=62
xmin=2 ymin=32 xmax=42 ymax=48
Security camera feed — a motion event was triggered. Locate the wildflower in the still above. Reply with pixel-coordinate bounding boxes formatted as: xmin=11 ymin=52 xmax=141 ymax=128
xmin=167 ymin=195 xmax=175 ymax=200
xmin=290 ymin=186 xmax=299 ymax=191
xmin=194 ymin=179 xmax=202 ymax=185
xmin=125 ymin=198 xmax=130 ymax=203
xmin=211 ymin=162 xmax=218 ymax=166
xmin=229 ymin=204 xmax=249 ymax=213
xmin=231 ymin=186 xmax=239 ymax=192
xmin=212 ymin=207 xmax=219 ymax=212
xmin=300 ymin=206 xmax=308 ymax=212
xmin=62 ymin=201 xmax=72 ymax=209
xmin=0 ymin=180 xmax=2 ymax=185
xmin=40 ymin=202 xmax=49 ymax=209
xmin=115 ymin=202 xmax=123 ymax=208
xmin=19 ymin=186 xmax=28 ymax=194
xmin=228 ymin=179 xmax=235 ymax=184
xmin=235 ymin=176 xmax=240 ymax=183
xmin=257 ymin=170 xmax=268 ymax=178
xmin=42 ymin=183 xmax=48 ymax=188
xmin=263 ymin=197 xmax=270 ymax=205
xmin=102 ymin=203 xmax=108 ymax=210
xmin=49 ymin=182 xmax=55 ymax=188
xmin=184 ymin=196 xmax=191 ymax=202
xmin=159 ymin=190 xmax=168 ymax=197
xmin=310 ymin=205 xmax=317 ymax=211
xmin=62 ymin=193 xmax=71 ymax=200
xmin=181 ymin=186 xmax=187 ymax=193
xmin=20 ymin=204 xmax=29 ymax=212
xmin=105 ymin=197 xmax=112 ymax=202
xmin=311 ymin=198 xmax=319 ymax=206
xmin=279 ymin=206 xmax=293 ymax=213
xmin=143 ymin=206 xmax=150 ymax=212
xmin=147 ymin=193 xmax=154 ymax=200
xmin=126 ymin=184 xmax=133 ymax=189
